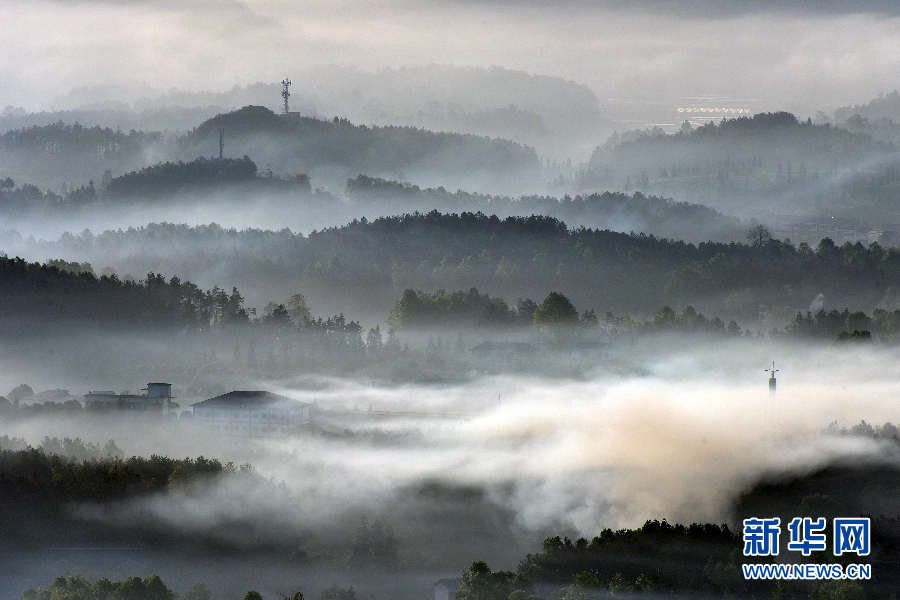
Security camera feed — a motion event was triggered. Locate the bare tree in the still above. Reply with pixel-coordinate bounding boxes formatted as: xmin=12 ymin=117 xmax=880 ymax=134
xmin=747 ymin=225 xmax=773 ymax=247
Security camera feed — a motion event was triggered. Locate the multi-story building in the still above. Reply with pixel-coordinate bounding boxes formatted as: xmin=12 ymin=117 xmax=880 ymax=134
xmin=191 ymin=390 xmax=312 ymax=438
xmin=83 ymin=382 xmax=174 ymax=414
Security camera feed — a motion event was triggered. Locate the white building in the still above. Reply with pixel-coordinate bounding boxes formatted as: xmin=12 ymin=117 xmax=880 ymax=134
xmin=191 ymin=390 xmax=312 ymax=438
xmin=433 ymin=579 xmax=459 ymax=600
xmin=84 ymin=382 xmax=173 ymax=414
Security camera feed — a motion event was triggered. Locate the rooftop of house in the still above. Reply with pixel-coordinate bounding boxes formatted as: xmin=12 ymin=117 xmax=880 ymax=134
xmin=191 ymin=390 xmax=310 ymax=409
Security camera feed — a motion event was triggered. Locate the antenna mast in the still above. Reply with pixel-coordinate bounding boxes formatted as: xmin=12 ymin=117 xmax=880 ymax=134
xmin=281 ymin=78 xmax=291 ymax=115
xmin=218 ymin=127 xmax=224 ymax=159
xmin=765 ymin=361 xmax=779 ymax=393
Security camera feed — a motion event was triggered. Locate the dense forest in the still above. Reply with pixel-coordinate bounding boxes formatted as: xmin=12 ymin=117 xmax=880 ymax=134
xmin=345 ymin=175 xmax=745 ymax=243
xmin=0 ymin=212 xmax=896 ymax=327
xmin=184 ymin=106 xmax=541 ymax=191
xmin=16 ymin=212 xmax=900 ymax=321
xmin=0 ymin=105 xmax=542 ymax=195
xmin=0 ymin=254 xmax=254 ymax=330
xmin=583 ymin=112 xmax=900 ymax=224
xmin=9 ymin=423 xmax=900 ymax=600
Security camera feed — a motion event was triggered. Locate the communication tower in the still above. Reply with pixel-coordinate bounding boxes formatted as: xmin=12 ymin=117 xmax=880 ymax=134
xmin=765 ymin=361 xmax=779 ymax=393
xmin=218 ymin=127 xmax=225 ymax=159
xmin=281 ymin=78 xmax=291 ymax=114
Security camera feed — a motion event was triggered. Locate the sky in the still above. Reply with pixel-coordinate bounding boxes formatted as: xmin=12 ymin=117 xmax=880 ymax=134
xmin=2 ymin=0 xmax=900 ymax=113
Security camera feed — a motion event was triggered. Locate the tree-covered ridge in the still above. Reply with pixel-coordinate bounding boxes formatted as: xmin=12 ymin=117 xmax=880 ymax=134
xmin=187 ymin=106 xmax=540 ymax=178
xmin=104 ymin=156 xmax=259 ymax=200
xmin=516 ymin=521 xmax=737 ymax=592
xmin=0 ymin=156 xmax=313 ymax=210
xmin=303 ymin=213 xmax=900 ymax=314
xmin=597 ymin=111 xmax=890 ymax=162
xmin=0 ymin=446 xmax=228 ymax=504
xmin=22 ymin=575 xmax=183 ymax=600
xmin=345 ymin=175 xmax=744 ymax=242
xmin=0 ymin=254 xmax=251 ymax=326
xmin=834 ymin=90 xmax=900 ymax=123
xmin=583 ymin=111 xmax=899 ymax=223
xmin=22 ymin=214 xmax=900 ymax=319
xmin=0 ymin=121 xmax=161 ymax=159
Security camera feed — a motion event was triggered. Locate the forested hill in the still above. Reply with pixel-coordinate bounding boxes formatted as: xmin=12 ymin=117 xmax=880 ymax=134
xmin=185 ymin=106 xmax=541 ymax=189
xmin=583 ymin=111 xmax=898 ymax=222
xmin=0 ymin=255 xmax=250 ymax=329
xmin=20 ymin=213 xmax=900 ymax=321
xmin=0 ymin=105 xmax=542 ymax=195
xmin=345 ymin=175 xmax=745 ymax=242
xmin=592 ymin=111 xmax=890 ymax=176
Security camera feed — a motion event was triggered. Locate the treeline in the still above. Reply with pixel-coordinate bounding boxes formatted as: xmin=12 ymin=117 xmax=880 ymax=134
xmin=186 ymin=106 xmax=541 ymax=183
xmin=0 ymin=121 xmax=160 ymax=161
xmin=0 ymin=445 xmax=230 ymax=504
xmin=0 ymin=103 xmax=540 ymax=197
xmin=21 ymin=575 xmax=201 ymax=600
xmin=613 ymin=304 xmax=900 ymax=342
xmin=21 ymin=213 xmax=900 ymax=320
xmin=0 ymin=156 xmax=313 ymax=211
xmin=0 ymin=435 xmax=123 ymax=460
xmin=345 ymin=175 xmax=744 ymax=243
xmin=516 ymin=521 xmax=738 ymax=594
xmin=0 ymin=254 xmax=254 ymax=327
xmin=460 ymin=507 xmax=898 ymax=598
xmin=583 ymin=111 xmax=899 ymax=223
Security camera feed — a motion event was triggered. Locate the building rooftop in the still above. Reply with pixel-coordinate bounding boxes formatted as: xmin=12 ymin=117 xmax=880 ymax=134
xmin=191 ymin=390 xmax=309 ymax=409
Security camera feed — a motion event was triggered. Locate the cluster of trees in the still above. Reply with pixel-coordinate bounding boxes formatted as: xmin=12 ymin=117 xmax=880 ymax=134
xmin=0 ymin=446 xmax=231 ymax=504
xmin=0 ymin=121 xmax=160 ymax=160
xmin=0 ymin=156 xmax=313 ymax=211
xmin=104 ymin=156 xmax=258 ymax=200
xmin=455 ymin=514 xmax=888 ymax=599
xmin=386 ymin=288 xmax=593 ymax=340
xmin=0 ymin=255 xmax=255 ymax=327
xmin=21 ymin=575 xmax=194 ymax=600
xmin=345 ymin=175 xmax=744 ymax=243
xmin=0 ymin=435 xmax=123 ymax=460
xmin=517 ymin=521 xmax=736 ymax=594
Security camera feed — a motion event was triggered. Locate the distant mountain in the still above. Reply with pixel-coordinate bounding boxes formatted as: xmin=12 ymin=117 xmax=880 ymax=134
xmin=43 ymin=65 xmax=605 ymax=160
xmin=834 ymin=90 xmax=900 ymax=122
xmin=0 ymin=104 xmax=543 ymax=196
xmin=344 ymin=175 xmax=745 ymax=243
xmin=583 ymin=112 xmax=898 ymax=223
xmin=186 ymin=106 xmax=542 ymax=193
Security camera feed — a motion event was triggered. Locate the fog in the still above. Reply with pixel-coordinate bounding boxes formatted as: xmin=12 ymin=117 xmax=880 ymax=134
xmin=8 ymin=338 xmax=900 ymax=533
xmin=5 ymin=1 xmax=900 ymax=598
xmin=3 ymin=336 xmax=899 ymax=597
xmin=4 ymin=2 xmax=900 ymax=125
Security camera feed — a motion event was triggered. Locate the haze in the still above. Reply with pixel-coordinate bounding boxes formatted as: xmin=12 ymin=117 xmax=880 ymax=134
xmin=4 ymin=0 xmax=900 ymax=115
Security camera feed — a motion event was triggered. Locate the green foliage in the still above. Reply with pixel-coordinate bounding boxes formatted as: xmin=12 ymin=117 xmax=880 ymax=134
xmin=811 ymin=580 xmax=867 ymax=600
xmin=388 ymin=287 xmax=517 ymax=329
xmin=0 ymin=255 xmax=250 ymax=327
xmin=0 ymin=446 xmax=227 ymax=504
xmin=519 ymin=521 xmax=738 ymax=595
xmin=182 ymin=583 xmax=211 ymax=600
xmin=533 ymin=292 xmax=578 ymax=327
xmin=345 ymin=175 xmax=743 ymax=243
xmin=105 ymin=156 xmax=258 ymax=200
xmin=190 ymin=108 xmax=540 ymax=179
xmin=21 ymin=574 xmax=176 ymax=600
xmin=455 ymin=562 xmax=533 ymax=600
